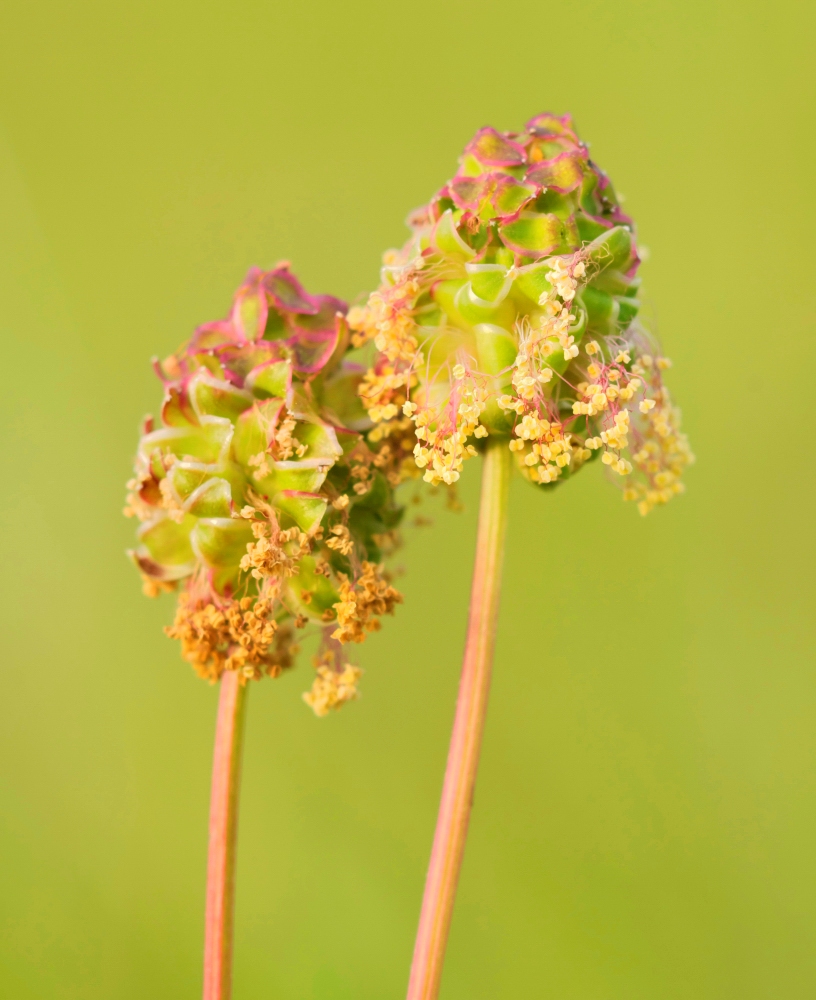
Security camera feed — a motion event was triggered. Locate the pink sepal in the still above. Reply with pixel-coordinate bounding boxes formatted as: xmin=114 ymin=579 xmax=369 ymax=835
xmin=465 ymin=127 xmax=526 ymax=167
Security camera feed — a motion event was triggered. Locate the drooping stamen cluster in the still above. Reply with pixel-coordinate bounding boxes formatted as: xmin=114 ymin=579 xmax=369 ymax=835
xmin=349 ymin=113 xmax=693 ymax=509
xmin=331 ymin=561 xmax=403 ymax=644
xmin=125 ymin=264 xmax=406 ymax=711
xmin=165 ymin=590 xmax=296 ymax=683
xmin=237 ymin=500 xmax=310 ymax=581
xmin=302 ymin=634 xmax=364 ymax=717
xmin=623 ymin=354 xmax=693 ymax=514
xmin=352 ymin=263 xmax=422 ymax=427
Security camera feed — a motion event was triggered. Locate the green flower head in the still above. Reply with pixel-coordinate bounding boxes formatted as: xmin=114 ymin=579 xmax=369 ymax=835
xmin=125 ymin=264 xmax=404 ymax=713
xmin=350 ymin=113 xmax=693 ymax=512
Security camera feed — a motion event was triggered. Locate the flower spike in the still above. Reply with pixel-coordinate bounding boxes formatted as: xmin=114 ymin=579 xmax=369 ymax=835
xmin=126 ymin=262 xmax=410 ymax=1000
xmin=357 ymin=115 xmax=698 ymax=1000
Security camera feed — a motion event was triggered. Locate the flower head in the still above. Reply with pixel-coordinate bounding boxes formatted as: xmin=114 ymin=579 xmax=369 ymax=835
xmin=125 ymin=263 xmax=404 ymax=710
xmin=350 ymin=114 xmax=693 ymax=510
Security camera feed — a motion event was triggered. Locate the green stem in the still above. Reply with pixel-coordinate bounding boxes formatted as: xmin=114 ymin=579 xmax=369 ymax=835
xmin=406 ymin=440 xmax=512 ymax=1000
xmin=203 ymin=671 xmax=248 ymax=1000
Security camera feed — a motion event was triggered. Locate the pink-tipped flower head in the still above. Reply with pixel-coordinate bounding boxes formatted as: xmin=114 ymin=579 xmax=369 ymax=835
xmin=125 ymin=264 xmax=404 ymax=712
xmin=349 ymin=114 xmax=693 ymax=512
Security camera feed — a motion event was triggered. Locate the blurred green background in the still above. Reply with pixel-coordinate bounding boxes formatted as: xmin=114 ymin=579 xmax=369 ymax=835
xmin=0 ymin=0 xmax=814 ymax=996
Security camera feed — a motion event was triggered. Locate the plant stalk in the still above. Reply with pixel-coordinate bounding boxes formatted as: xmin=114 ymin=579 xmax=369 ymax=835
xmin=203 ymin=671 xmax=248 ymax=1000
xmin=406 ymin=440 xmax=512 ymax=1000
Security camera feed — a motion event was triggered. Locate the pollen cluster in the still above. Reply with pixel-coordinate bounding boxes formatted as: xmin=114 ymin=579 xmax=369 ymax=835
xmin=165 ymin=592 xmax=295 ymax=683
xmin=302 ymin=640 xmax=365 ymax=717
xmin=332 ymin=562 xmax=403 ymax=644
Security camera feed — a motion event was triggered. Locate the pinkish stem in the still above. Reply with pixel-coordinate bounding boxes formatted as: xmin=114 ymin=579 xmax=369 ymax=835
xmin=203 ymin=671 xmax=248 ymax=1000
xmin=407 ymin=440 xmax=512 ymax=1000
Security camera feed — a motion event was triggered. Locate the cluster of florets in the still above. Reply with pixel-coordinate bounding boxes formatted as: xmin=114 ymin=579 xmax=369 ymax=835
xmin=349 ymin=113 xmax=693 ymax=511
xmin=125 ymin=264 xmax=405 ymax=713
